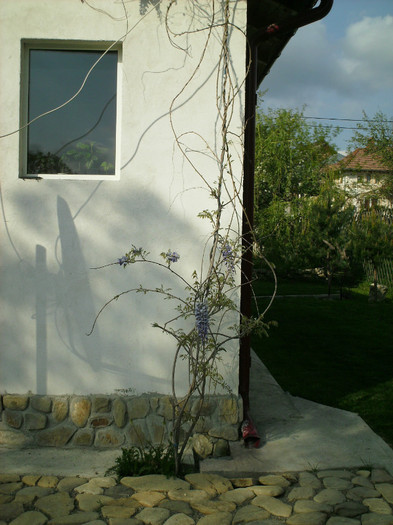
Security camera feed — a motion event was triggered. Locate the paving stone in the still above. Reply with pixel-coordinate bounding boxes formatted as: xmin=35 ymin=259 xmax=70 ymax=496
xmin=131 ymin=491 xmax=166 ymax=507
xmin=364 ymin=497 xmax=392 ymax=514
xmin=167 ymin=489 xmax=209 ymax=503
xmin=74 ymin=482 xmax=104 ymax=495
xmin=0 ymin=482 xmax=23 ymax=494
xmin=317 ymin=471 xmax=352 ymax=480
xmin=90 ymin=477 xmax=117 ymax=488
xmin=0 ymin=474 xmax=21 ymax=483
xmin=350 ymin=476 xmax=373 ymax=488
xmin=76 ymin=493 xmax=113 ymax=511
xmin=334 ymin=501 xmax=368 ymax=517
xmin=346 ymin=486 xmax=380 ymax=501
xmin=102 ymin=506 xmax=138 ymax=519
xmin=159 ymin=500 xmax=193 ymax=515
xmin=314 ymin=489 xmax=346 ymax=505
xmin=229 ymin=478 xmax=254 ymax=488
xmin=163 ymin=513 xmax=195 ymax=524
xmin=376 ymin=483 xmax=393 ymax=504
xmin=252 ymin=495 xmax=292 ymax=517
xmin=355 ymin=470 xmax=370 ymax=478
xmin=57 ymin=477 xmax=88 ymax=492
xmin=294 ymin=500 xmax=332 ymax=513
xmin=190 ymin=498 xmax=236 ymax=514
xmin=14 ymin=486 xmax=53 ymax=504
xmin=35 ymin=492 xmax=74 ymax=518
xmin=288 ymin=486 xmax=315 ymax=501
xmin=219 ymin=487 xmax=254 ymax=504
xmin=47 ymin=513 xmax=99 ymax=524
xmin=250 ymin=485 xmax=284 ymax=497
xmin=323 ymin=477 xmax=353 ymax=490
xmin=259 ymin=474 xmax=291 ymax=487
xmin=121 ymin=475 xmax=189 ymax=493
xmin=21 ymin=475 xmax=40 ymax=486
xmin=287 ymin=512 xmax=327 ymax=525
xmin=232 ymin=504 xmax=270 ymax=523
xmin=325 ymin=518 xmax=359 ymax=524
xmin=83 ymin=521 xmax=107 ymax=525
xmin=8 ymin=510 xmax=48 ymax=525
xmin=135 ymin=507 xmax=170 ymax=524
xmin=361 ymin=514 xmax=393 ymax=524
xmin=38 ymin=475 xmax=58 ymax=488
xmin=196 ymin=511 xmax=232 ymax=524
xmin=0 ymin=502 xmax=24 ymax=521
xmin=104 ymin=485 xmax=134 ymax=499
xmin=0 ymin=494 xmax=13 ymax=504
xmin=299 ymin=472 xmax=322 ymax=490
xmin=185 ymin=473 xmax=233 ymax=496
xmin=372 ymin=470 xmax=393 ymax=483
xmin=115 ymin=512 xmax=140 ymax=524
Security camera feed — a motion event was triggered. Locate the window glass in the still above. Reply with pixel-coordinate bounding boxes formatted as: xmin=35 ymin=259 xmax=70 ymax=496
xmin=27 ymin=49 xmax=117 ymax=175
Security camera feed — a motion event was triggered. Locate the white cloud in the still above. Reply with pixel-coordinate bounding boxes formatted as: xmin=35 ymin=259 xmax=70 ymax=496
xmin=339 ymin=15 xmax=393 ymax=90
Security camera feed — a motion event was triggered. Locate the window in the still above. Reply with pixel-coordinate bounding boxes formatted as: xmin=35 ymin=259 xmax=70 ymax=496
xmin=21 ymin=42 xmax=120 ymax=179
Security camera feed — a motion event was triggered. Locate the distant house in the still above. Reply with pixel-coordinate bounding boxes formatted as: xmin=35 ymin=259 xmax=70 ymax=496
xmin=333 ymin=148 xmax=393 ymax=210
xmin=0 ymin=0 xmax=333 ymax=451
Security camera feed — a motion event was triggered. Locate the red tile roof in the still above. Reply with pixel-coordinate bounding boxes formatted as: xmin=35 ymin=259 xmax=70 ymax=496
xmin=332 ymin=148 xmax=391 ymax=172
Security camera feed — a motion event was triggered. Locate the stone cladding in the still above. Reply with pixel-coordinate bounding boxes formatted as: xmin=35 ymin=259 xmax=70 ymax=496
xmin=1 ymin=468 xmax=393 ymax=524
xmin=0 ymin=394 xmax=242 ymax=457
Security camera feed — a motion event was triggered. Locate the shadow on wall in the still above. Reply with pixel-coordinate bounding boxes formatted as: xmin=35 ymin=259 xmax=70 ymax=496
xmin=56 ymin=196 xmax=102 ymax=373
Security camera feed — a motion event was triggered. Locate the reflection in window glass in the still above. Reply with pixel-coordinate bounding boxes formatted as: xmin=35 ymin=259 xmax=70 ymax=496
xmin=27 ymin=49 xmax=117 ymax=175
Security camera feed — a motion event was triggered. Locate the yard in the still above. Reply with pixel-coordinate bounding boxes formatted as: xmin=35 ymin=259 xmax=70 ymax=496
xmin=251 ymin=278 xmax=393 ymax=447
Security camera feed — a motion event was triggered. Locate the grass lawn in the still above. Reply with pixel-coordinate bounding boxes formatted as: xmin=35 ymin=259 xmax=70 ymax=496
xmin=251 ymin=278 xmax=393 ymax=447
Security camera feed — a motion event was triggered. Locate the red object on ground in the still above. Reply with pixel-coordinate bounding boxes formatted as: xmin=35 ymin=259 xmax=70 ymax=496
xmin=241 ymin=418 xmax=261 ymax=448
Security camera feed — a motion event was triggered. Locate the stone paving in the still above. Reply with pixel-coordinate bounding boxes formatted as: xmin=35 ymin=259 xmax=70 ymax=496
xmin=1 ymin=468 xmax=393 ymax=524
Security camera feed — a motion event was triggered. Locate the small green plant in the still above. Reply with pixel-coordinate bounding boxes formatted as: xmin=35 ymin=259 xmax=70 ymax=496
xmin=106 ymin=443 xmax=176 ymax=479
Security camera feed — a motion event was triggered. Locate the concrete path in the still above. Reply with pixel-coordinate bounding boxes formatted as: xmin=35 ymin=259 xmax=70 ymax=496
xmin=202 ymin=351 xmax=393 ymax=477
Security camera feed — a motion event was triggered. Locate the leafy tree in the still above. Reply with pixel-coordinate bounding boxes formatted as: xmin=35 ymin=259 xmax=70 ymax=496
xmin=254 ymin=107 xmax=338 ymax=211
xmin=351 ymin=209 xmax=393 ymax=298
xmin=255 ymin=107 xmax=339 ymax=275
xmin=304 ymin=177 xmax=355 ymax=294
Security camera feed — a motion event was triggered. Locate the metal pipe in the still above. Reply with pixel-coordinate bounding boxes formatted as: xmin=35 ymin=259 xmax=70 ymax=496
xmin=239 ymin=0 xmax=334 ymax=423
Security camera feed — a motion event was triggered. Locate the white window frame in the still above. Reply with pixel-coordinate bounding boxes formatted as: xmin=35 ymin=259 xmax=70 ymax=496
xmin=20 ymin=40 xmax=122 ymax=181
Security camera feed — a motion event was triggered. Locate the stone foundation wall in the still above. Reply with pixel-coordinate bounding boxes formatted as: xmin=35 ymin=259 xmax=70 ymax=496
xmin=0 ymin=393 xmax=242 ymax=458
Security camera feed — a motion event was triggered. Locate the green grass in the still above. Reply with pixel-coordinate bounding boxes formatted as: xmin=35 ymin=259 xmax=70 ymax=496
xmin=252 ymin=279 xmax=393 ymax=447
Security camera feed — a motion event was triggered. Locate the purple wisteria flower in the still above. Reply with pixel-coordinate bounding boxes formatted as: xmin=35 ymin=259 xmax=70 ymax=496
xmin=195 ymin=302 xmax=209 ymax=343
xmin=222 ymin=243 xmax=235 ymax=272
xmin=118 ymin=255 xmax=128 ymax=267
xmin=166 ymin=251 xmax=180 ymax=264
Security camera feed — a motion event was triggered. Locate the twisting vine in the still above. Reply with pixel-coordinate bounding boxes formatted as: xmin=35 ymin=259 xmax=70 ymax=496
xmin=89 ymin=0 xmax=275 ymax=474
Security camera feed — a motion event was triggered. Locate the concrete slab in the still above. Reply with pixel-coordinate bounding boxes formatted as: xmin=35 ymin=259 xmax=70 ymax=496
xmin=201 ymin=351 xmax=393 ymax=476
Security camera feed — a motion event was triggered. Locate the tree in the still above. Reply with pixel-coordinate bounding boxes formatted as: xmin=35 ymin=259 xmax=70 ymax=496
xmin=304 ymin=177 xmax=355 ymax=294
xmin=351 ymin=208 xmax=393 ymax=299
xmin=255 ymin=107 xmax=339 ymax=275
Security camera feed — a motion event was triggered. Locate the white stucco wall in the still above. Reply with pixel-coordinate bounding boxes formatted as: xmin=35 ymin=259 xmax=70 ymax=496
xmin=0 ymin=0 xmax=247 ymax=396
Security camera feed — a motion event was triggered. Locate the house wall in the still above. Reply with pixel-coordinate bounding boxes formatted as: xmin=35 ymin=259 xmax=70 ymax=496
xmin=0 ymin=0 xmax=246 ymax=413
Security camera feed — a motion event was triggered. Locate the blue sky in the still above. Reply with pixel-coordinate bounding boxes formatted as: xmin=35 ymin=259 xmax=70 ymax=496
xmin=259 ymin=0 xmax=393 ymax=153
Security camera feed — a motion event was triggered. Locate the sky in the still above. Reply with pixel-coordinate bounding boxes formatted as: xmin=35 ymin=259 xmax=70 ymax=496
xmin=259 ymin=0 xmax=393 ymax=154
